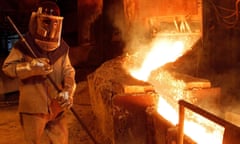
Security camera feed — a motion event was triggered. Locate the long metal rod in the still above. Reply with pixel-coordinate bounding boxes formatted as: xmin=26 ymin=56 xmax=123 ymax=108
xmin=7 ymin=16 xmax=38 ymax=58
xmin=178 ymin=104 xmax=185 ymax=144
xmin=71 ymin=107 xmax=98 ymax=144
xmin=7 ymin=16 xmax=98 ymax=144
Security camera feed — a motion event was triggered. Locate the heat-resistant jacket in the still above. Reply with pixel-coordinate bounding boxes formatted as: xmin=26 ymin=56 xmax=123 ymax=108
xmin=2 ymin=33 xmax=76 ymax=114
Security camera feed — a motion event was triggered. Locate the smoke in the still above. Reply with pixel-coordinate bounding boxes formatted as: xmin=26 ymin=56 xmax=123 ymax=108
xmin=104 ymin=0 xmax=150 ymax=55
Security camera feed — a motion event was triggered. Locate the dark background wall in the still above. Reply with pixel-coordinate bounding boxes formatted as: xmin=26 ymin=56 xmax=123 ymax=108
xmin=203 ymin=0 xmax=240 ymax=72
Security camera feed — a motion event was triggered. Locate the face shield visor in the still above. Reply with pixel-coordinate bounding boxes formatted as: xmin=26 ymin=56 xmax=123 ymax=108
xmin=30 ymin=7 xmax=63 ymax=51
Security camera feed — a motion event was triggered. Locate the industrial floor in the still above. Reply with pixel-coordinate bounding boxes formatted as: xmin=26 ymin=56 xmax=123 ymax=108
xmin=0 ymin=81 xmax=103 ymax=144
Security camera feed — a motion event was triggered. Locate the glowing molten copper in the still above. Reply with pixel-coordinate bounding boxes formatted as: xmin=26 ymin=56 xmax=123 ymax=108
xmin=126 ymin=36 xmax=224 ymax=144
xmin=129 ymin=38 xmax=185 ymax=81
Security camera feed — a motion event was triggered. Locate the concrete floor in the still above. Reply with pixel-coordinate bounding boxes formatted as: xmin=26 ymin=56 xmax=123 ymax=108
xmin=0 ymin=105 xmax=95 ymax=144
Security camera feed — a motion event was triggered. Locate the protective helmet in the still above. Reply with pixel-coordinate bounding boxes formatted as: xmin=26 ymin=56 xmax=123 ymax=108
xmin=29 ymin=1 xmax=63 ymax=51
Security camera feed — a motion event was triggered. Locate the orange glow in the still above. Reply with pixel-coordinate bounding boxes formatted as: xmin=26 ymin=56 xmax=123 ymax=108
xmin=127 ymin=36 xmax=225 ymax=143
xmin=157 ymin=96 xmax=178 ymax=125
xmin=157 ymin=96 xmax=224 ymax=144
xmin=184 ymin=115 xmax=224 ymax=144
xmin=129 ymin=38 xmax=185 ymax=81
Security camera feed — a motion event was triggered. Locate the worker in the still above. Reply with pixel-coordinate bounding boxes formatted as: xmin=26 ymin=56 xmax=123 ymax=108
xmin=2 ymin=1 xmax=76 ymax=144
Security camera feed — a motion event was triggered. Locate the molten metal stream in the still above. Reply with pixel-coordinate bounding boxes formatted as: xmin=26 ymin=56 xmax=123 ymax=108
xmin=178 ymin=100 xmax=227 ymax=144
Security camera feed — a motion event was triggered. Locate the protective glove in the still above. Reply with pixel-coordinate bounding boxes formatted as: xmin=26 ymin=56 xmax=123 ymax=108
xmin=16 ymin=58 xmax=53 ymax=79
xmin=57 ymin=91 xmax=73 ymax=109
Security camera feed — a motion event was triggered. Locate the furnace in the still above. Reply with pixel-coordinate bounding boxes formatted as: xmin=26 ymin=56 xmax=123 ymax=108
xmin=87 ymin=56 xmax=158 ymax=144
xmin=87 ymin=0 xmax=240 ymax=144
xmin=87 ymin=54 xmax=223 ymax=144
